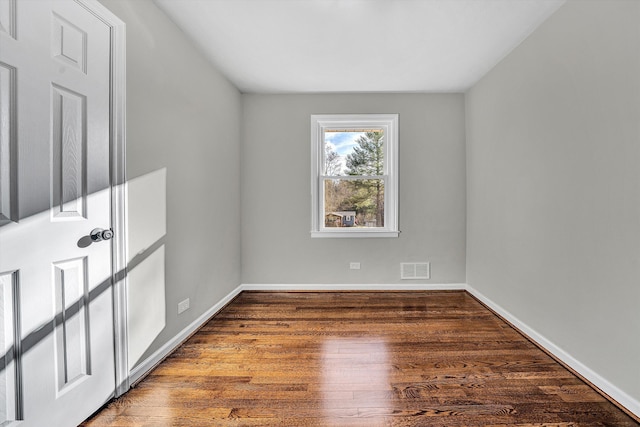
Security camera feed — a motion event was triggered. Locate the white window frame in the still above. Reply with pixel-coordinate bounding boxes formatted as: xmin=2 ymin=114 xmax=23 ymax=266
xmin=311 ymin=114 xmax=399 ymax=238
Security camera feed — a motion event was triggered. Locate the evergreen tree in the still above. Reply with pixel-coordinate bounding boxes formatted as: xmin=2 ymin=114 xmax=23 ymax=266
xmin=344 ymin=132 xmax=384 ymax=226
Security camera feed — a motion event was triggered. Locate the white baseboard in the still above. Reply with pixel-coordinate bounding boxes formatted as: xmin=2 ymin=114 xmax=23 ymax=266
xmin=464 ymin=284 xmax=640 ymax=419
xmin=129 ymin=284 xmax=243 ymax=384
xmin=240 ymin=283 xmax=467 ymax=291
xmin=128 ymin=282 xmax=639 ymax=419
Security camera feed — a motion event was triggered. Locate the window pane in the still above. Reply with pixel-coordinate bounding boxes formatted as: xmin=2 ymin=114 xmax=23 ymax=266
xmin=323 ymin=129 xmax=384 ymax=176
xmin=324 ymin=179 xmax=384 ymax=228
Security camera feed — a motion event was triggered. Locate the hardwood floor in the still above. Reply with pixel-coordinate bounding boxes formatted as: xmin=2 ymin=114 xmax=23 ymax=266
xmin=83 ymin=291 xmax=639 ymax=426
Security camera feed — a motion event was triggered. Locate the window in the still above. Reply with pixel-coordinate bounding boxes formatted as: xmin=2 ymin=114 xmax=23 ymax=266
xmin=311 ymin=114 xmax=399 ymax=238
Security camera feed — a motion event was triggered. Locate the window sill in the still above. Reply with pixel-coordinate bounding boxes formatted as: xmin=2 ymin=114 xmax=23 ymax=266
xmin=311 ymin=230 xmax=400 ymax=238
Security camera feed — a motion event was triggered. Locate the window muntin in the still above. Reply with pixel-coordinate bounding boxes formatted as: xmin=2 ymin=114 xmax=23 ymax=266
xmin=311 ymin=114 xmax=399 ymax=238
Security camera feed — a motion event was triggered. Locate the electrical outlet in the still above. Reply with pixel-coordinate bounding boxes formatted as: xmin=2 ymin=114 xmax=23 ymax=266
xmin=350 ymin=262 xmax=361 ymax=270
xmin=178 ymin=298 xmax=190 ymax=314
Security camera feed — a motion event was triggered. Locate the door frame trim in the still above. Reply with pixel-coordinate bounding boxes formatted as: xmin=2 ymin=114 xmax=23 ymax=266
xmin=75 ymin=0 xmax=129 ymax=397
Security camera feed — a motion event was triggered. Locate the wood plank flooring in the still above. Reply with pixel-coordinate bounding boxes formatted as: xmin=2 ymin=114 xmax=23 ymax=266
xmin=82 ymin=291 xmax=639 ymax=426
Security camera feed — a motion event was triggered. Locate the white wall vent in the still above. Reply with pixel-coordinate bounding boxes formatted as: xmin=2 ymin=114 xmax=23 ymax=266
xmin=401 ymin=262 xmax=430 ymax=280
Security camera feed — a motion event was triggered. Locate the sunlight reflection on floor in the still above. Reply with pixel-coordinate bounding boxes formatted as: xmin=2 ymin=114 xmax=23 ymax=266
xmin=321 ymin=337 xmax=390 ymax=425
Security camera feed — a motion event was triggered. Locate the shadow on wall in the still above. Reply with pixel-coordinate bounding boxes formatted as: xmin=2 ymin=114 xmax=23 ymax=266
xmin=126 ymin=168 xmax=167 ymax=368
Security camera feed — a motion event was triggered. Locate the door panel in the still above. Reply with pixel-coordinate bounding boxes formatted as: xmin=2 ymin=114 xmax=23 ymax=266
xmin=53 ymin=257 xmax=91 ymax=392
xmin=52 ymin=84 xmax=87 ymax=219
xmin=0 ymin=1 xmax=117 ymax=426
xmin=0 ymin=0 xmax=16 ymax=41
xmin=0 ymin=270 xmax=20 ymax=423
xmin=0 ymin=60 xmax=16 ymax=225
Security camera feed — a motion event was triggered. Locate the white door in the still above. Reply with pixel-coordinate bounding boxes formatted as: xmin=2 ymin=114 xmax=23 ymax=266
xmin=0 ymin=1 xmax=118 ymax=426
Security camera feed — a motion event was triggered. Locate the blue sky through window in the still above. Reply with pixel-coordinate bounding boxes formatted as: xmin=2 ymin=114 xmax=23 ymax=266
xmin=324 ymin=131 xmax=364 ymax=175
xmin=325 ymin=131 xmax=364 ymax=157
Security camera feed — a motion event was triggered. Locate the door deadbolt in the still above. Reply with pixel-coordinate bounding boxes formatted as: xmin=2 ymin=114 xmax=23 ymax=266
xmin=90 ymin=228 xmax=114 ymax=242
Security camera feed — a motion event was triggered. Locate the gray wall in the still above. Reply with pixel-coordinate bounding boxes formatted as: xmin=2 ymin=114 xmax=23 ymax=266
xmin=466 ymin=0 xmax=640 ymax=401
xmin=99 ymin=0 xmax=242 ymax=366
xmin=99 ymin=0 xmax=639 ymax=407
xmin=241 ymin=94 xmax=466 ymax=284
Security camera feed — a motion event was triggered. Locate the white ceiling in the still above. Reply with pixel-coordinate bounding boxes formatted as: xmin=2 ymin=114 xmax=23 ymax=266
xmin=154 ymin=0 xmax=566 ymax=94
